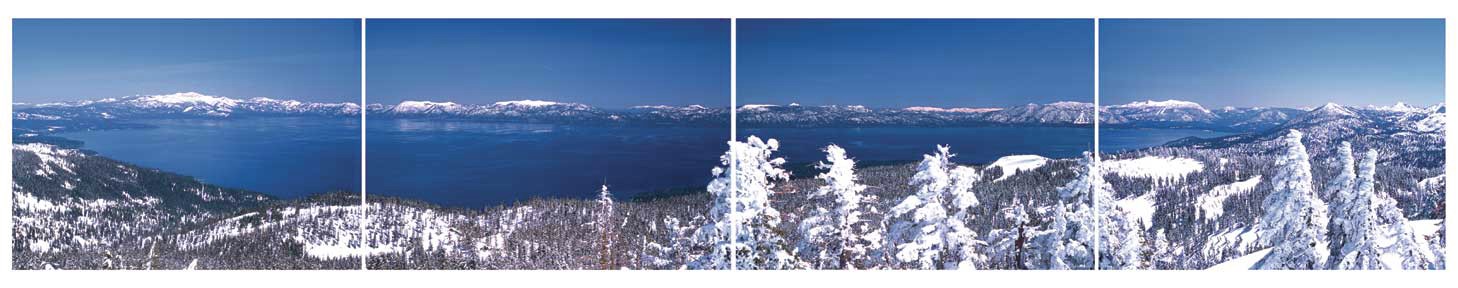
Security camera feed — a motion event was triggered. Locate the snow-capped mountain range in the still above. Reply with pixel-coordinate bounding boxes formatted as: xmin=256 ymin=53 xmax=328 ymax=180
xmin=16 ymin=92 xmax=362 ymax=118
xmin=365 ymin=99 xmax=729 ymax=125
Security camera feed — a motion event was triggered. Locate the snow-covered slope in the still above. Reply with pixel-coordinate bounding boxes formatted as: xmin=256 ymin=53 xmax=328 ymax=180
xmin=11 ymin=143 xmax=293 ymax=269
xmin=1196 ymin=175 xmax=1263 ymax=221
xmin=1100 ymin=156 xmax=1204 ymax=180
xmin=1206 ymin=220 xmax=1445 ymax=270
xmin=1207 ymin=248 xmax=1272 ymax=270
xmin=985 ymin=155 xmax=1049 ymax=182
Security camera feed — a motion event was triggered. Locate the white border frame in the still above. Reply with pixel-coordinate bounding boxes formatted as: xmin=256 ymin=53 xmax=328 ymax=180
xmin=2 ymin=1 xmax=1454 ymax=287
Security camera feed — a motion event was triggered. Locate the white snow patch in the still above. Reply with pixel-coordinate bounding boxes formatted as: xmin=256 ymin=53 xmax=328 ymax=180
xmin=1197 ymin=175 xmax=1263 ymax=220
xmin=1207 ymin=248 xmax=1272 ymax=270
xmin=1410 ymin=219 xmax=1443 ymax=238
xmin=738 ymin=104 xmax=779 ymax=111
xmin=1101 ymin=156 xmax=1204 ymax=180
xmin=14 ymin=143 xmax=81 ymax=177
xmin=493 ymin=99 xmax=561 ymax=107
xmin=1117 ymin=192 xmax=1157 ymax=229
xmin=985 ymin=155 xmax=1049 ymax=182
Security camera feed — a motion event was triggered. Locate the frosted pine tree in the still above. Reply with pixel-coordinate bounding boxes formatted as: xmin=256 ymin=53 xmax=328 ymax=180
xmin=889 ymin=145 xmax=985 ymax=269
xmin=1326 ymin=141 xmax=1358 ymax=261
xmin=988 ymin=196 xmax=1036 ymax=269
xmin=596 ymin=184 xmax=617 ymax=269
xmin=945 ymin=166 xmax=985 ymax=268
xmin=1150 ymin=229 xmax=1174 ymax=270
xmin=1255 ymin=130 xmax=1330 ymax=270
xmin=1362 ymin=150 xmax=1436 ymax=269
xmin=1334 ymin=149 xmax=1384 ymax=269
xmin=797 ymin=144 xmax=884 ymax=269
xmin=1374 ymin=194 xmax=1436 ymax=269
xmin=1042 ymin=152 xmax=1096 ymax=269
xmin=1430 ymin=222 xmax=1446 ymax=269
xmin=692 ymin=136 xmax=798 ymax=270
xmin=1094 ymin=157 xmax=1145 ymax=270
xmin=1041 ymin=200 xmax=1087 ymax=269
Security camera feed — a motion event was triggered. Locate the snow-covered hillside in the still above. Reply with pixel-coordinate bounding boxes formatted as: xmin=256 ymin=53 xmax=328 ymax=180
xmin=1208 ymin=220 xmax=1445 ymax=270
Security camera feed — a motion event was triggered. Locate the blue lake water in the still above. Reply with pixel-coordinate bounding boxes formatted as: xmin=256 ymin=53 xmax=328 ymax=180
xmin=58 ymin=117 xmax=1232 ymax=208
xmin=1099 ymin=128 xmax=1234 ymax=153
xmin=366 ymin=119 xmax=728 ymax=208
xmin=59 ymin=117 xmax=362 ymax=199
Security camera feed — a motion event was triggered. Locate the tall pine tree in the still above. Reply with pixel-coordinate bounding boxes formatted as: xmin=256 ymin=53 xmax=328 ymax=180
xmin=797 ymin=144 xmax=884 ymax=269
xmin=1256 ymin=130 xmax=1330 ymax=270
xmin=693 ymin=136 xmax=798 ymax=270
xmin=889 ymin=145 xmax=984 ymax=269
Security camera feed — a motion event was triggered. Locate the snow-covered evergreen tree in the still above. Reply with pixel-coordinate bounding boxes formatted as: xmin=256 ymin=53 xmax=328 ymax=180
xmin=988 ymin=196 xmax=1036 ymax=269
xmin=1043 ymin=153 xmax=1096 ymax=270
xmin=1326 ymin=141 xmax=1358 ymax=261
xmin=1430 ymin=222 xmax=1447 ymax=269
xmin=1374 ymin=193 xmax=1436 ymax=269
xmin=1361 ymin=150 xmax=1436 ymax=269
xmin=596 ymin=184 xmax=617 ymax=269
xmin=889 ymin=145 xmax=984 ymax=269
xmin=1334 ymin=149 xmax=1386 ymax=269
xmin=1255 ymin=130 xmax=1330 ymax=270
xmin=145 ymin=240 xmax=158 ymax=270
xmin=1329 ymin=148 xmax=1436 ymax=269
xmin=1095 ymin=156 xmax=1146 ymax=270
xmin=1041 ymin=200 xmax=1087 ymax=269
xmin=1150 ymin=229 xmax=1174 ymax=270
xmin=692 ymin=136 xmax=798 ymax=270
xmin=797 ymin=144 xmax=884 ymax=269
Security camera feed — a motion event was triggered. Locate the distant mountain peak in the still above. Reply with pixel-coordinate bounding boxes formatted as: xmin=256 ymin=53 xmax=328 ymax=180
xmin=903 ymin=106 xmax=1002 ymax=113
xmin=633 ymin=104 xmax=711 ymax=110
xmin=1371 ymin=101 xmax=1424 ymax=113
xmin=738 ymin=104 xmax=779 ymax=111
xmin=1311 ymin=102 xmax=1356 ymax=116
xmin=130 ymin=92 xmax=240 ymax=106
xmin=492 ymin=99 xmax=563 ymax=107
xmin=1112 ymin=99 xmax=1210 ymax=113
xmin=398 ymin=100 xmax=458 ymax=106
xmin=391 ymin=100 xmax=462 ymax=114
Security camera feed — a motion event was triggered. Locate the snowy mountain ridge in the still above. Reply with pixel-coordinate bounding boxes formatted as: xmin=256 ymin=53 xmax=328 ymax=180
xmin=17 ymin=92 xmax=362 ymax=119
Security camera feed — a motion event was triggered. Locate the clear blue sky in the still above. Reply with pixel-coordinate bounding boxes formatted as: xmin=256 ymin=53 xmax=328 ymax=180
xmin=367 ymin=19 xmax=730 ymax=108
xmin=738 ymin=19 xmax=1094 ymax=108
xmin=1101 ymin=19 xmax=1444 ymax=108
xmin=14 ymin=19 xmax=362 ymax=104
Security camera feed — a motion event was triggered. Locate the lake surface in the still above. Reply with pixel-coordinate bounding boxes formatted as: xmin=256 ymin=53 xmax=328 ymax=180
xmin=60 ymin=117 xmax=362 ymax=199
xmin=1099 ymin=128 xmax=1235 ymax=153
xmin=366 ymin=119 xmax=727 ymax=208
xmin=60 ymin=117 xmax=1231 ymax=208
